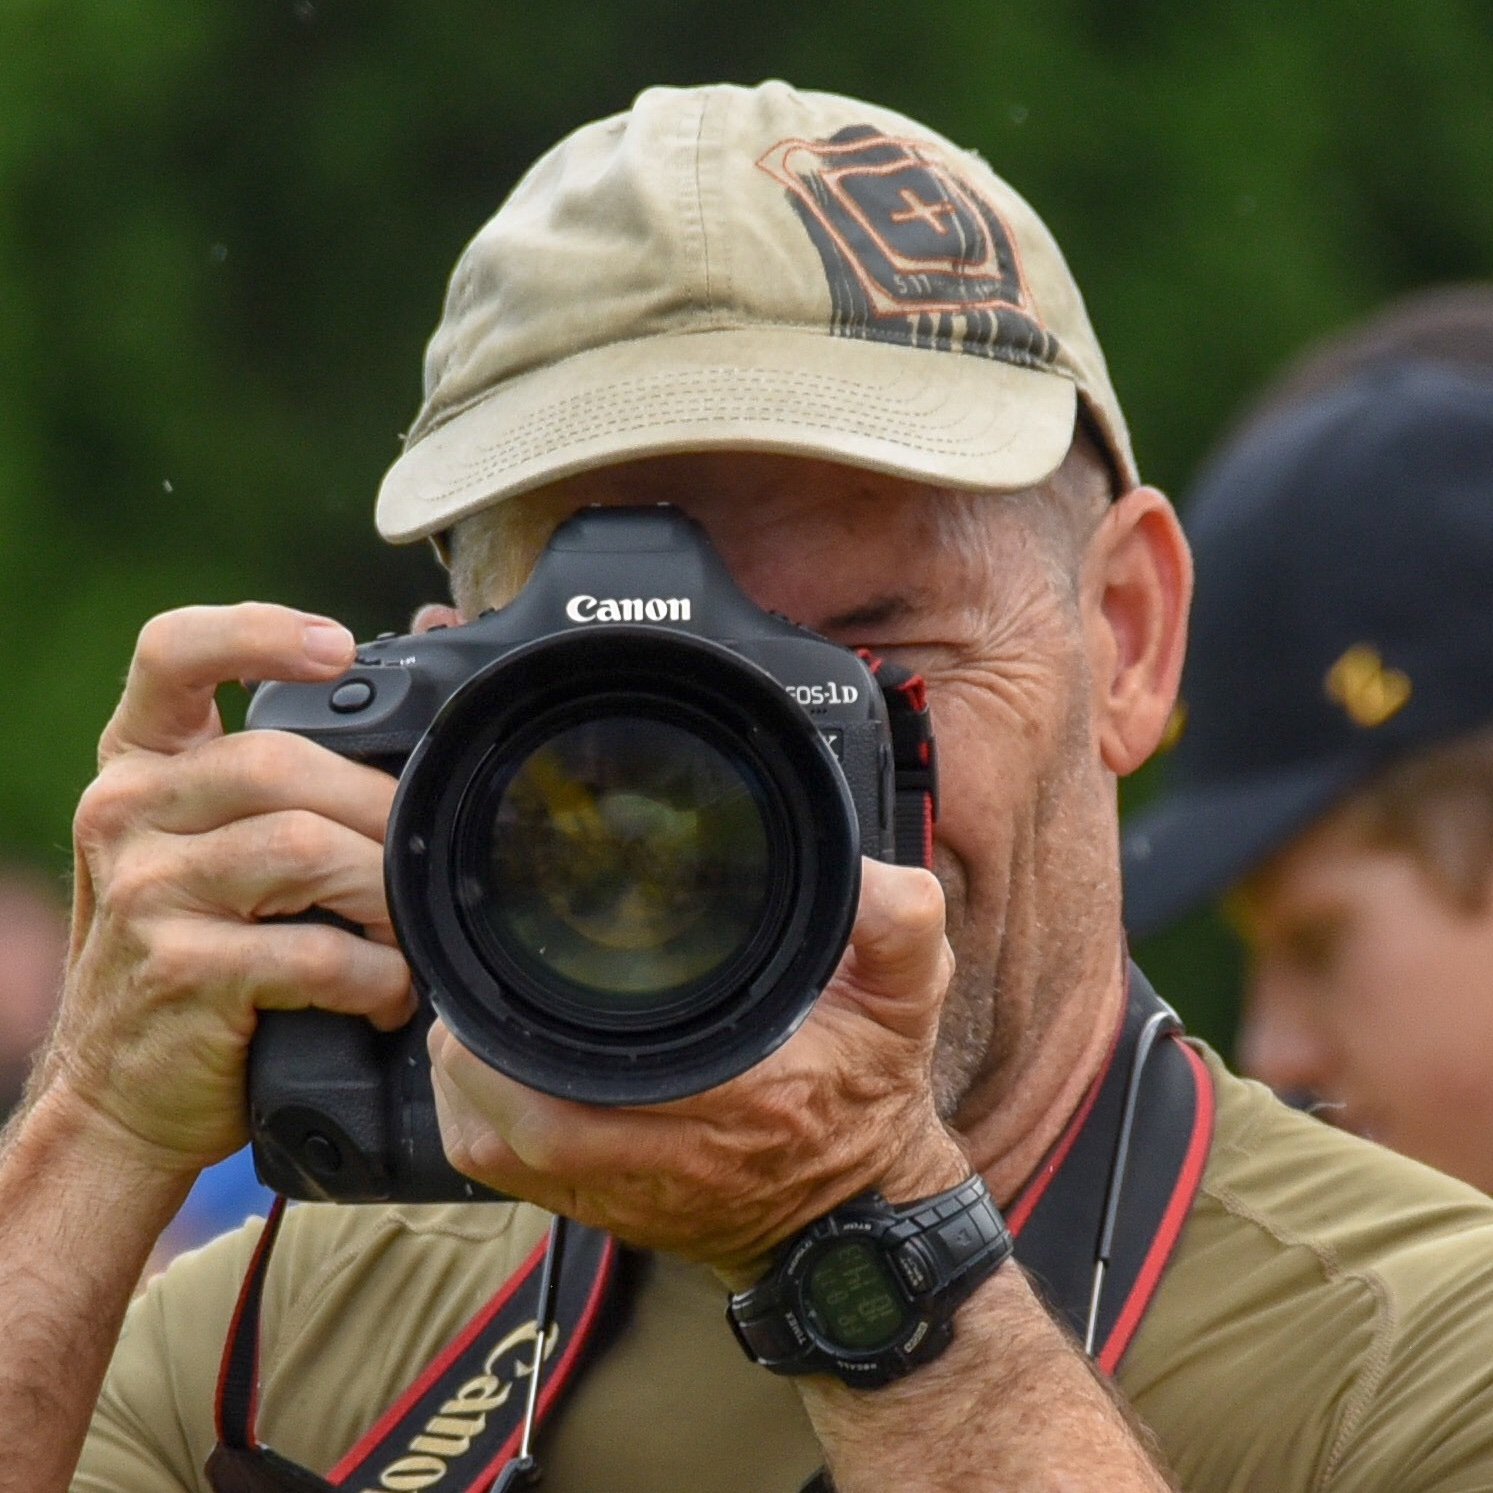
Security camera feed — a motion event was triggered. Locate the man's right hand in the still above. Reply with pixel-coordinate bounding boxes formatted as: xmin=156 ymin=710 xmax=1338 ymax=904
xmin=36 ymin=601 xmax=415 ymax=1176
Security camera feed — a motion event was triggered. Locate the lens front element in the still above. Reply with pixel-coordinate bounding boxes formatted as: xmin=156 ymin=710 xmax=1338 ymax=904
xmin=467 ymin=715 xmax=773 ymax=1015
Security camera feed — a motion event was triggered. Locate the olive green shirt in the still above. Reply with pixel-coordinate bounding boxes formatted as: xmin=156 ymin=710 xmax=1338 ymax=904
xmin=76 ymin=1048 xmax=1493 ymax=1490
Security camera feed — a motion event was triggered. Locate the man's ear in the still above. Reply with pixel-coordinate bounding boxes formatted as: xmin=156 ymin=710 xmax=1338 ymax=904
xmin=1082 ymin=487 xmax=1192 ymax=776
xmin=411 ymin=603 xmax=465 ymax=634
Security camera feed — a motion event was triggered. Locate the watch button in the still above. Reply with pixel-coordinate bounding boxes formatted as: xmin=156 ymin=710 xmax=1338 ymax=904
xmin=943 ymin=1217 xmax=983 ymax=1263
xmin=908 ymin=1203 xmax=942 ymax=1232
xmin=892 ymin=1240 xmax=934 ymax=1294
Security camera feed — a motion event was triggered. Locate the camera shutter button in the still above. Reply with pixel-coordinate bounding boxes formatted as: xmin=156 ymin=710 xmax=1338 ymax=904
xmin=330 ymin=679 xmax=376 ymax=713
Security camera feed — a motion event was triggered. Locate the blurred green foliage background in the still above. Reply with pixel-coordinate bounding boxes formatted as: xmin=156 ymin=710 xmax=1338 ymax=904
xmin=3 ymin=1 xmax=1491 ymax=1049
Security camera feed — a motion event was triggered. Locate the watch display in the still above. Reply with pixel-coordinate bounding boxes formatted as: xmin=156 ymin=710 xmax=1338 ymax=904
xmin=802 ymin=1239 xmax=911 ymax=1351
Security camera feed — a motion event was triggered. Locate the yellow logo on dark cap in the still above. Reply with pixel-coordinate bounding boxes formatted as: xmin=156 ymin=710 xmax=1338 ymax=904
xmin=1325 ymin=644 xmax=1412 ymax=729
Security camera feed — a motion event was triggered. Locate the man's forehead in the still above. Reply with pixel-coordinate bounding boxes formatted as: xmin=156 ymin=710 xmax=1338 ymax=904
xmin=518 ymin=451 xmax=1006 ymax=623
xmin=527 ymin=449 xmax=1039 ymax=542
xmin=536 ymin=449 xmax=938 ymax=512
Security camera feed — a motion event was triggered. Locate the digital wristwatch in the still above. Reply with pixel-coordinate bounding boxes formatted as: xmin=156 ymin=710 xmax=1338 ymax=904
xmin=726 ymin=1175 xmax=1012 ymax=1389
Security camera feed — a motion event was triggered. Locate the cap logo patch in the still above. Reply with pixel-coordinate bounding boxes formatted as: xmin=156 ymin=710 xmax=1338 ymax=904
xmin=757 ymin=126 xmax=1059 ymax=366
xmin=1324 ymin=644 xmax=1412 ymax=730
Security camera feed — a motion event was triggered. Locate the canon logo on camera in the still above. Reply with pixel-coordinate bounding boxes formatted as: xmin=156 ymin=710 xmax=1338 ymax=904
xmin=564 ymin=593 xmax=693 ymax=624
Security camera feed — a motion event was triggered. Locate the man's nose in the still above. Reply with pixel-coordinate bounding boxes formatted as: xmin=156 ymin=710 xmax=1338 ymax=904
xmin=1236 ymin=971 xmax=1332 ymax=1111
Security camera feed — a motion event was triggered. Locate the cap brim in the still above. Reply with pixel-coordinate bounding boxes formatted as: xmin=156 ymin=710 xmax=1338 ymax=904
xmin=1121 ymin=754 xmax=1374 ymax=940
xmin=376 ymin=326 xmax=1077 ymax=543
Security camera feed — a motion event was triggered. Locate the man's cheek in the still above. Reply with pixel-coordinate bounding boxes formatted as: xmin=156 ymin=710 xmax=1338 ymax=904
xmin=929 ymin=845 xmax=965 ymax=925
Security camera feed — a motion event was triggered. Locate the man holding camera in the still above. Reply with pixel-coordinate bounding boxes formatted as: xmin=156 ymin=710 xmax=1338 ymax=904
xmin=6 ymin=82 xmax=1493 ymax=1491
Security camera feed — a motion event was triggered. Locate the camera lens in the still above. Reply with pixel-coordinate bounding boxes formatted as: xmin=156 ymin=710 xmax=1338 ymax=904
xmin=387 ymin=627 xmax=863 ymax=1104
xmin=464 ymin=715 xmax=772 ymax=1010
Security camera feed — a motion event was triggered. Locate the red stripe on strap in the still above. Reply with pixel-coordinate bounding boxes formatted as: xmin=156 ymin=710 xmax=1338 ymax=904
xmin=213 ymin=1195 xmax=289 ymax=1447
xmin=469 ymin=1236 xmax=619 ymax=1492
xmin=1096 ymin=1041 xmax=1215 ymax=1375
xmin=327 ymin=1233 xmax=551 ymax=1485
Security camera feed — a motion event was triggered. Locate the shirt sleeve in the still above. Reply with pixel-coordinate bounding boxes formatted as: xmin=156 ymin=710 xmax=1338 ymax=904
xmin=1315 ymin=1229 xmax=1493 ymax=1492
xmin=73 ymin=1220 xmax=264 ymax=1492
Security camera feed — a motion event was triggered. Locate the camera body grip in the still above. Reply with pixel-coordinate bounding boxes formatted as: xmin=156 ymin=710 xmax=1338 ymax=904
xmin=250 ymin=1007 xmax=503 ymax=1203
xmin=248 ymin=905 xmax=505 ymax=1203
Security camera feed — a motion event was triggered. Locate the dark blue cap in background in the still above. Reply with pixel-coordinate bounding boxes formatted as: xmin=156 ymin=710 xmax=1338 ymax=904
xmin=1123 ymin=360 xmax=1493 ymax=938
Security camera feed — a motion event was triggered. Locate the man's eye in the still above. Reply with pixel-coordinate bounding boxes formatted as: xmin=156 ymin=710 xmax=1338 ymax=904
xmin=854 ymin=643 xmax=935 ymax=673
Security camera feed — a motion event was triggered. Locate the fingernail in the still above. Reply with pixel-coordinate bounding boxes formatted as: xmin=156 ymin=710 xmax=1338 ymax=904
xmin=303 ymin=621 xmax=355 ymax=666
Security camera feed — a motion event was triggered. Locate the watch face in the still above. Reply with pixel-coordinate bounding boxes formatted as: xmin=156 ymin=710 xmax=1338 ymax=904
xmin=802 ymin=1239 xmax=912 ymax=1352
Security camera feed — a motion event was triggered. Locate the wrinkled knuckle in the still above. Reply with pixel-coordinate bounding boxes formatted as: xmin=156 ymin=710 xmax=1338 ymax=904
xmin=74 ymin=769 xmax=139 ymax=847
xmin=97 ymin=849 xmax=168 ymax=924
xmin=228 ymin=601 xmax=301 ymax=659
xmin=139 ymin=922 xmax=205 ymax=996
xmin=287 ymin=925 xmax=350 ymax=994
xmin=232 ymin=729 xmax=306 ymax=793
xmin=266 ymin=810 xmax=336 ymax=871
xmin=233 ymin=600 xmax=290 ymax=635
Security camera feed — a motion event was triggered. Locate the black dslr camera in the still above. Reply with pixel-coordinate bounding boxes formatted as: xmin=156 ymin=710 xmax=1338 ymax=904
xmin=246 ymin=505 xmax=935 ymax=1202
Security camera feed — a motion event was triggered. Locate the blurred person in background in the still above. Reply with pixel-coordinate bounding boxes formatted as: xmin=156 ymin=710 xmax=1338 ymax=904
xmin=0 ymin=862 xmax=67 ymax=1121
xmin=1124 ymin=288 xmax=1493 ymax=1191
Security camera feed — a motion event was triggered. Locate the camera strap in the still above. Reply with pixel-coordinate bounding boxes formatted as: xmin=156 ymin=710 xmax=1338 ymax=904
xmin=859 ymin=653 xmax=938 ymax=871
xmin=206 ymin=1211 xmax=618 ymax=1493
xmin=1006 ymin=964 xmax=1214 ymax=1372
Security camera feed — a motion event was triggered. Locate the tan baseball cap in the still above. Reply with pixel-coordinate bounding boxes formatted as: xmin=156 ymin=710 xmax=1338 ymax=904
xmin=376 ymin=80 xmax=1137 ymax=546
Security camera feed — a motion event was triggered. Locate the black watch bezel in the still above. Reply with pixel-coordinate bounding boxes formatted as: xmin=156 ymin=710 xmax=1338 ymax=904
xmin=726 ymin=1175 xmax=1012 ymax=1388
